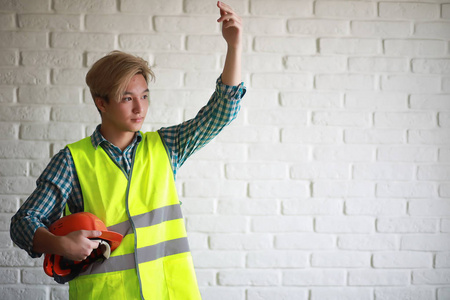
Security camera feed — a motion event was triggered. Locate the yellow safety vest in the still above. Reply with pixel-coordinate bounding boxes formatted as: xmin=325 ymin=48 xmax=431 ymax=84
xmin=66 ymin=132 xmax=201 ymax=300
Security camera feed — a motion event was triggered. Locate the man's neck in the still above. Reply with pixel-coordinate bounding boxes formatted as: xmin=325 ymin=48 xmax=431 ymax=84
xmin=99 ymin=125 xmax=136 ymax=152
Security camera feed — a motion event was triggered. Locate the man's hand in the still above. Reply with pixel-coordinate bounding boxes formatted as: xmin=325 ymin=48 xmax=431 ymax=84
xmin=217 ymin=1 xmax=242 ymax=49
xmin=58 ymin=230 xmax=102 ymax=261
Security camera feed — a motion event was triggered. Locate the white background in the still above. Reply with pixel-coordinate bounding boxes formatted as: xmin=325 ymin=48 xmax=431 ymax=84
xmin=1 ymin=0 xmax=449 ymax=299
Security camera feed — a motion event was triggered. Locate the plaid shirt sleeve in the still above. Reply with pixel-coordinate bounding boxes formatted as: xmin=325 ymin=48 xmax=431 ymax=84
xmin=9 ymin=148 xmax=83 ymax=258
xmin=158 ymin=76 xmax=246 ymax=176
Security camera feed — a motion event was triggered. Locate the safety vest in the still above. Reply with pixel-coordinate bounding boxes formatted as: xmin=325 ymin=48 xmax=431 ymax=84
xmin=66 ymin=132 xmax=201 ymax=300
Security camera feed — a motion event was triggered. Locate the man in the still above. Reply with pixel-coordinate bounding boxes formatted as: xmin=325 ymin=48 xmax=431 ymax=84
xmin=10 ymin=2 xmax=245 ymax=299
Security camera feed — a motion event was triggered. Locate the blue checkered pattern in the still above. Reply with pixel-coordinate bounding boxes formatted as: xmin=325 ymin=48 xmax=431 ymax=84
xmin=10 ymin=76 xmax=246 ymax=257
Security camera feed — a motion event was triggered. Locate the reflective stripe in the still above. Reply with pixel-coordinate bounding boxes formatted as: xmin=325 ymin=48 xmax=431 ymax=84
xmin=108 ymin=204 xmax=183 ymax=236
xmin=79 ymin=237 xmax=190 ymax=276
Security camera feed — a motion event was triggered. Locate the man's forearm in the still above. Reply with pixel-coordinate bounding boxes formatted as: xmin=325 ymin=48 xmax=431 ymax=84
xmin=221 ymin=45 xmax=242 ymax=86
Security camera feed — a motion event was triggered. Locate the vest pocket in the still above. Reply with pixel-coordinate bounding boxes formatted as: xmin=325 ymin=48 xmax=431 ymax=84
xmin=69 ymin=272 xmax=126 ymax=300
xmin=163 ymin=254 xmax=201 ymax=300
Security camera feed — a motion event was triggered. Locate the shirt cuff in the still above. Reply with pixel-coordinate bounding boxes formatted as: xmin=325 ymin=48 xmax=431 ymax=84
xmin=216 ymin=75 xmax=247 ymax=100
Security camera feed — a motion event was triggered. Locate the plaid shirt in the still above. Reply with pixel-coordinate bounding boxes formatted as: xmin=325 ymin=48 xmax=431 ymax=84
xmin=10 ymin=76 xmax=246 ymax=258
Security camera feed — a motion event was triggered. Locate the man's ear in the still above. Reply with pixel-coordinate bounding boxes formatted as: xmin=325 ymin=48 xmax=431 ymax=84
xmin=94 ymin=97 xmax=107 ymax=114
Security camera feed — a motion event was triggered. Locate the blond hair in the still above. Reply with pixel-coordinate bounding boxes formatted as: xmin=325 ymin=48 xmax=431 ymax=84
xmin=86 ymin=51 xmax=154 ymax=105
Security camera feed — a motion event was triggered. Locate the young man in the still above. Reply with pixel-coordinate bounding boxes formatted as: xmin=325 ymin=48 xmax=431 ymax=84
xmin=10 ymin=2 xmax=245 ymax=299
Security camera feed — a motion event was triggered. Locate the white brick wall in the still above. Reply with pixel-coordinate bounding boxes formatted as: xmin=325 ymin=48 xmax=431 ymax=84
xmin=1 ymin=0 xmax=449 ymax=299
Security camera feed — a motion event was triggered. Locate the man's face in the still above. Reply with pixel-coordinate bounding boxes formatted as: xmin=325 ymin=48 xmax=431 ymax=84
xmin=100 ymin=74 xmax=149 ymax=134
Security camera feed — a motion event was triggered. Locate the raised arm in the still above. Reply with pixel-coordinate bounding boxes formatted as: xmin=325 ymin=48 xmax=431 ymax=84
xmin=217 ymin=1 xmax=242 ymax=86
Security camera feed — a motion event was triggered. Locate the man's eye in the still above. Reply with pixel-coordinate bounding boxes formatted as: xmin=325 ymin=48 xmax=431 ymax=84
xmin=142 ymin=95 xmax=148 ymax=100
xmin=123 ymin=97 xmax=132 ymax=102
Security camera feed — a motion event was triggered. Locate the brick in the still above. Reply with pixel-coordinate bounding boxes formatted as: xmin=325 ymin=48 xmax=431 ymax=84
xmin=402 ymin=235 xmax=450 ymax=251
xmin=248 ymin=288 xmax=308 ymax=300
xmin=193 ymin=250 xmax=244 ymax=268
xmin=439 ymin=288 xmax=450 ymax=300
xmin=415 ymin=22 xmax=450 ymax=39
xmin=252 ymin=73 xmax=313 ymax=89
xmin=155 ymin=16 xmax=217 ymax=34
xmin=119 ymin=34 xmax=182 ymax=51
xmin=345 ymin=92 xmax=407 ymax=110
xmin=242 ymin=54 xmax=283 ymax=72
xmin=377 ymin=182 xmax=435 ymax=198
xmin=436 ymin=253 xmax=450 ymax=268
xmin=313 ymin=181 xmax=375 ymax=197
xmin=250 ymin=0 xmax=312 ymax=16
xmin=0 ymin=141 xmax=49 ymax=159
xmin=351 ymin=21 xmax=411 ymax=37
xmin=353 ymin=163 xmax=415 ymax=180
xmin=282 ymin=127 xmax=341 ymax=144
xmin=0 ymin=123 xmax=18 ymax=140
xmin=215 ymin=125 xmax=279 ymax=143
xmin=377 ymin=146 xmax=437 ymax=162
xmin=384 ymin=39 xmax=445 ymax=56
xmin=22 ymin=268 xmax=56 ymax=285
xmin=413 ymin=58 xmax=450 ymax=74
xmin=338 ymin=235 xmax=398 ymax=250
xmin=409 ymin=129 xmax=450 ymax=145
xmin=275 ymin=233 xmax=335 ymax=250
xmin=200 ymin=287 xmax=245 ymax=300
xmin=316 ymin=74 xmax=375 ymax=91
xmin=248 ymin=144 xmax=309 ymax=163
xmin=51 ymin=105 xmax=100 ymax=123
xmin=373 ymin=252 xmax=432 ymax=268
xmin=246 ymin=251 xmax=308 ymax=268
xmin=444 ymin=77 xmax=450 ymax=93
xmin=0 ymin=195 xmax=19 ymax=213
xmin=379 ymin=3 xmax=440 ymax=19
xmin=0 ymin=249 xmax=35 ymax=267
xmin=18 ymin=86 xmax=80 ymax=104
xmin=209 ymin=233 xmax=273 ymax=250
xmin=315 ymin=216 xmax=373 ymax=233
xmin=249 ymin=180 xmax=310 ymax=199
xmin=0 ymin=13 xmax=15 ymax=29
xmin=226 ymin=162 xmax=287 ymax=180
xmin=282 ymin=198 xmax=343 ymax=215
xmin=439 ymin=113 xmax=450 ymax=127
xmin=374 ymin=287 xmax=434 ymax=300
xmin=0 ymin=106 xmax=50 ymax=122
xmin=154 ymin=53 xmax=216 ymax=70
xmin=349 ymin=270 xmax=409 ymax=286
xmin=345 ymin=129 xmax=406 ymax=144
xmin=413 ymin=270 xmax=450 ymax=284
xmin=85 ymin=14 xmax=150 ymax=32
xmin=0 ymin=268 xmax=19 ymax=284
xmin=0 ymin=50 xmax=18 ymax=66
xmin=349 ymin=57 xmax=408 ymax=72
xmin=288 ymin=19 xmax=349 ymax=36
xmin=315 ymin=1 xmax=376 ymax=19
xmin=254 ymin=37 xmax=316 ymax=54
xmin=52 ymin=68 xmax=87 ymax=85
xmin=218 ymin=269 xmax=280 ymax=286
xmin=51 ymin=32 xmax=115 ymax=50
xmin=284 ymin=269 xmax=346 ymax=286
xmin=291 ymin=162 xmax=350 ymax=180
xmin=285 ymin=56 xmax=346 ymax=73
xmin=177 ymin=160 xmax=222 ymax=180
xmin=18 ymin=14 xmax=80 ymax=30
xmin=244 ymin=17 xmax=285 ymax=35
xmin=320 ymin=38 xmax=381 ymax=55
xmin=0 ymin=0 xmax=50 ymax=12
xmin=311 ymin=288 xmax=372 ymax=300
xmin=0 ymin=87 xmax=15 ymax=103
xmin=185 ymin=0 xmax=246 ymax=15
xmin=20 ymin=123 xmax=84 ymax=141
xmin=21 ymin=50 xmax=82 ymax=68
xmin=0 ymin=177 xmax=36 ymax=194
xmin=252 ymin=216 xmax=313 ymax=233
xmin=50 ymin=287 xmax=69 ymax=300
xmin=183 ymin=179 xmax=246 ymax=198
xmin=377 ymin=217 xmax=438 ymax=233
xmin=345 ymin=198 xmax=406 ymax=216
xmin=312 ymin=111 xmax=370 ymax=127
xmin=247 ymin=108 xmax=307 ymax=126
xmin=121 ymin=0 xmax=181 ymax=14
xmin=409 ymin=199 xmax=450 ymax=216
xmin=152 ymin=69 xmax=183 ymax=89
xmin=441 ymin=184 xmax=450 ymax=197
xmin=444 ymin=4 xmax=450 ymax=19
xmin=281 ymin=92 xmax=341 ymax=109
xmin=192 ymin=143 xmax=246 ymax=162
xmin=0 ymin=32 xmax=47 ymax=49
xmin=0 ymin=159 xmax=27 ymax=176
xmin=0 ymin=287 xmax=47 ymax=300
xmin=187 ymin=215 xmax=247 ymax=233
xmin=311 ymin=251 xmax=370 ymax=268
xmin=187 ymin=35 xmax=227 ymax=53
xmin=0 ymin=67 xmax=48 ymax=85
xmin=439 ymin=148 xmax=450 ymax=162
xmin=313 ymin=145 xmax=374 ymax=162
xmin=54 ymin=0 xmax=116 ymax=12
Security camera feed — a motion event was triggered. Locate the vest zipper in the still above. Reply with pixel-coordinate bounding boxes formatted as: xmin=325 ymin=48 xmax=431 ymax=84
xmin=125 ymin=143 xmax=145 ymax=300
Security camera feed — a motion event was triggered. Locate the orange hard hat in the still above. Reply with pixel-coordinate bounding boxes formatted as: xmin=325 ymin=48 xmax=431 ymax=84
xmin=43 ymin=212 xmax=123 ymax=284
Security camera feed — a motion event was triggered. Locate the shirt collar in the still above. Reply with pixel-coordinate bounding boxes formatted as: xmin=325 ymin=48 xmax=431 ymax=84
xmin=91 ymin=124 xmax=142 ymax=149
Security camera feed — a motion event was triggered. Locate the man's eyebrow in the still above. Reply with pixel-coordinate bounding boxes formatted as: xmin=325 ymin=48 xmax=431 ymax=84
xmin=122 ymin=89 xmax=149 ymax=95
